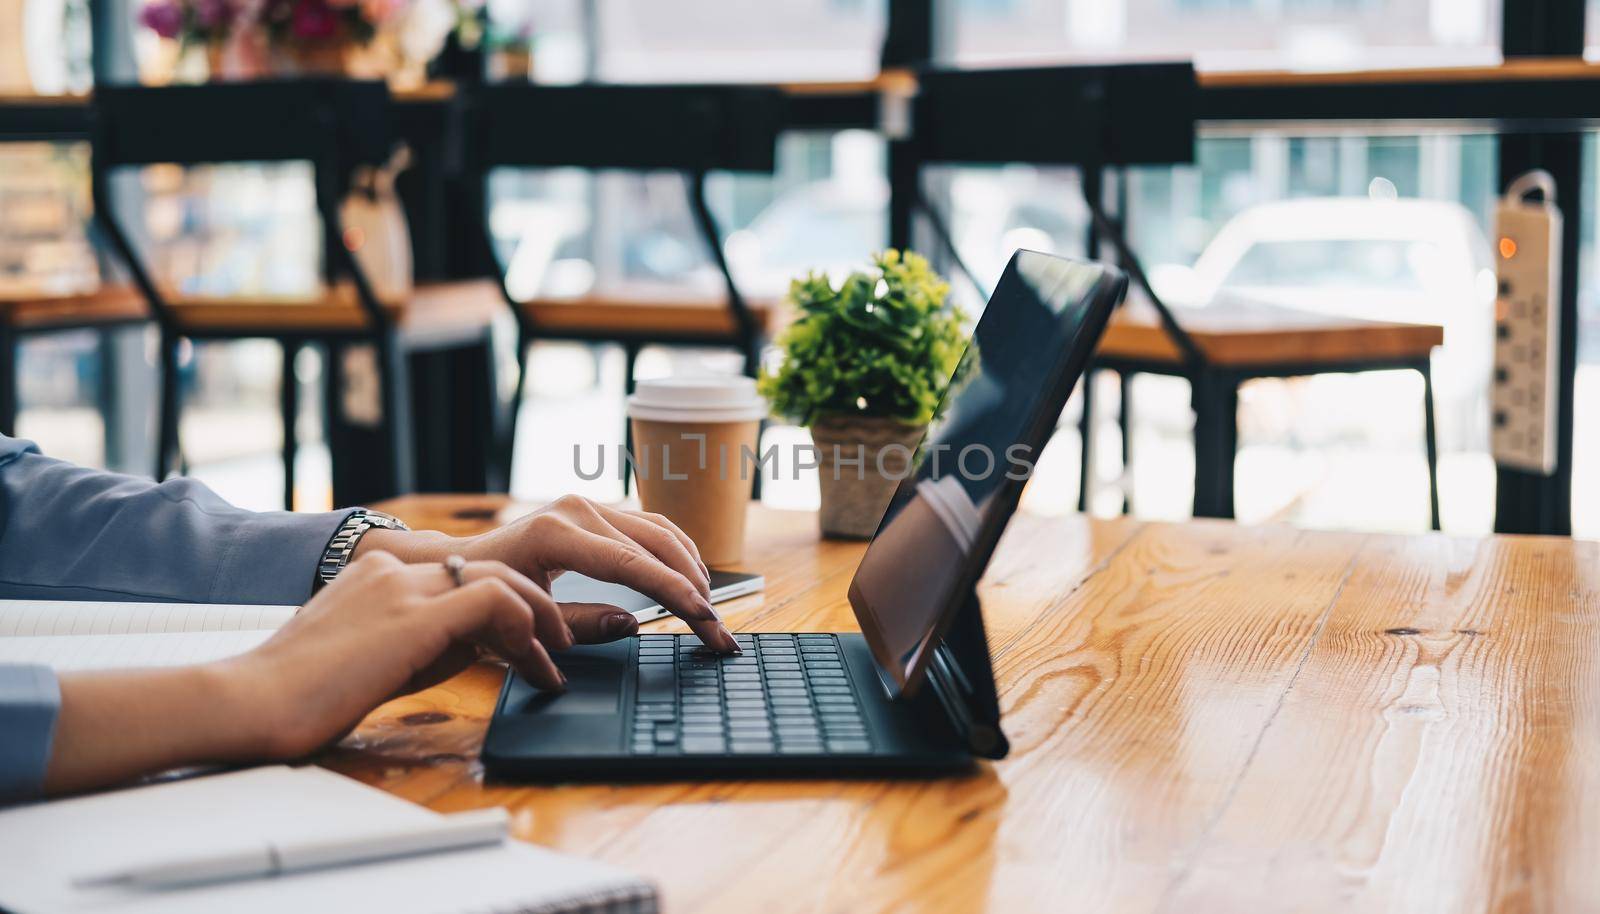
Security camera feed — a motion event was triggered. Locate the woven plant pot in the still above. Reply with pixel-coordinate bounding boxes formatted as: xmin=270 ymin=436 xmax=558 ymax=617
xmin=809 ymin=415 xmax=925 ymax=540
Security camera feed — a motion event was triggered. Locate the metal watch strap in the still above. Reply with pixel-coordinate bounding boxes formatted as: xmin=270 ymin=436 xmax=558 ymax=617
xmin=317 ymin=510 xmax=410 ymax=587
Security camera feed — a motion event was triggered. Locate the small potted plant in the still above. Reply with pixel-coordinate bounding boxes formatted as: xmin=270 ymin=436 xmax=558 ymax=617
xmin=759 ymin=250 xmax=970 ymax=539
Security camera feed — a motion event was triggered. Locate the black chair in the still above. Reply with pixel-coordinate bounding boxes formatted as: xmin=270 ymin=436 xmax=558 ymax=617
xmin=0 ymin=98 xmax=149 ymax=446
xmin=91 ymin=80 xmax=502 ymax=507
xmin=909 ymin=63 xmax=1441 ymax=529
xmin=463 ymin=83 xmax=785 ymax=487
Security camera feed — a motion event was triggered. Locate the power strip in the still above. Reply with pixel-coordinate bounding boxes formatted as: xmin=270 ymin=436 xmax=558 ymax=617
xmin=1490 ymin=171 xmax=1562 ymax=475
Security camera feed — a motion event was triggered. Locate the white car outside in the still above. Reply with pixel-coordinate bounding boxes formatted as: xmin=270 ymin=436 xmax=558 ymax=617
xmin=1151 ymin=197 xmax=1497 ymax=448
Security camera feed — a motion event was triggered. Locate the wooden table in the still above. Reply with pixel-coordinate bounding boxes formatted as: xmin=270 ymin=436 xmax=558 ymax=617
xmin=333 ymin=494 xmax=1599 ymax=913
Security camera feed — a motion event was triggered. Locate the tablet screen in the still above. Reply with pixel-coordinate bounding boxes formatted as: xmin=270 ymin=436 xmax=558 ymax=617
xmin=847 ymin=251 xmax=1118 ymax=696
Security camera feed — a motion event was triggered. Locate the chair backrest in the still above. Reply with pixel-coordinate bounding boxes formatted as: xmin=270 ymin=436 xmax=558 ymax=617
xmin=91 ymin=79 xmax=391 ymax=175
xmin=914 ymin=63 xmax=1197 ymax=167
xmin=89 ymin=79 xmax=396 ymax=325
xmin=467 ymin=83 xmax=784 ymax=173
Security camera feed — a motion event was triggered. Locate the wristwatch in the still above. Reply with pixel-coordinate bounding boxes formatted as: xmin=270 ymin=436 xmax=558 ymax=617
xmin=316 ymin=509 xmax=411 ymax=588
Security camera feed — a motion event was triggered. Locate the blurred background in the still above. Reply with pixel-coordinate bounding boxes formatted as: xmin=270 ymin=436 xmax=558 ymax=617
xmin=2 ymin=0 xmax=1595 ymax=537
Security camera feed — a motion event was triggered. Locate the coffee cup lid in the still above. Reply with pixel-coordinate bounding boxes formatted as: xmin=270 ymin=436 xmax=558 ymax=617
xmin=627 ymin=376 xmax=768 ymax=423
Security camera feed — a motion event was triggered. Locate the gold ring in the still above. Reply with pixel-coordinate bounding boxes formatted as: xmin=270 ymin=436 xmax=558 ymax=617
xmin=444 ymin=554 xmax=467 ymax=588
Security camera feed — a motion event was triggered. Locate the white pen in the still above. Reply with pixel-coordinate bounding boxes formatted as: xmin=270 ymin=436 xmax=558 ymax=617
xmin=73 ymin=807 xmax=511 ymax=890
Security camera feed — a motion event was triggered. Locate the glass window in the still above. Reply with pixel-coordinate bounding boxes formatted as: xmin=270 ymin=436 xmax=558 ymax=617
xmin=1118 ymin=130 xmax=1500 ymax=533
xmin=594 ymin=0 xmax=886 ymax=82
xmin=946 ymin=0 xmax=1502 ymax=72
xmin=488 ymin=130 xmax=888 ymax=301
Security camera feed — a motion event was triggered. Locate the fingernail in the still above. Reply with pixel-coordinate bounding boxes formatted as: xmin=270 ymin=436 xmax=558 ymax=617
xmin=604 ymin=612 xmax=637 ymax=638
xmin=557 ymin=670 xmax=568 ymax=689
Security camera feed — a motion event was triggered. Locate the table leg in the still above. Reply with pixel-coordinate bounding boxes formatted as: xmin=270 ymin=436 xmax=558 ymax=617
xmin=1421 ymin=361 xmax=1441 ymax=531
xmin=1191 ymin=371 xmax=1238 ymax=519
xmin=1119 ymin=371 xmax=1134 ymax=515
xmin=1077 ymin=369 xmax=1097 ymax=514
xmin=0 ymin=324 xmax=16 ymax=438
xmin=281 ymin=342 xmax=299 ymax=510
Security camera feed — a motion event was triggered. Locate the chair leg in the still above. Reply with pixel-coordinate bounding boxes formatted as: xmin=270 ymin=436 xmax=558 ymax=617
xmin=156 ymin=333 xmax=182 ymax=481
xmin=1421 ymin=361 xmax=1441 ymax=531
xmin=621 ymin=341 xmax=640 ymax=498
xmin=1118 ymin=371 xmax=1134 ymax=515
xmin=1077 ymin=369 xmax=1097 ymax=514
xmin=281 ymin=342 xmax=300 ymax=511
xmin=375 ymin=333 xmax=416 ymax=498
xmin=1191 ymin=371 xmax=1239 ymax=520
xmin=0 ymin=325 xmax=16 ymax=438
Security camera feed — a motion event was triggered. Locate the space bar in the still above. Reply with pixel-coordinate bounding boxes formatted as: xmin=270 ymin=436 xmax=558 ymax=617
xmin=636 ymin=664 xmax=676 ymax=703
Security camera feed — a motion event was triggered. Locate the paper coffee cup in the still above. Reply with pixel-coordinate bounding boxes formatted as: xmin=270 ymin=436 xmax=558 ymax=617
xmin=627 ymin=377 xmax=766 ymax=567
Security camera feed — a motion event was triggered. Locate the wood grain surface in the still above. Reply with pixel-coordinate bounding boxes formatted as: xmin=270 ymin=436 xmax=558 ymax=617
xmin=328 ymin=495 xmax=1596 ymax=913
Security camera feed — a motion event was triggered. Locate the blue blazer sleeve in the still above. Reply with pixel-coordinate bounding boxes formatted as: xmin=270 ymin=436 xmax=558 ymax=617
xmin=0 ymin=665 xmax=59 ymax=803
xmin=0 ymin=435 xmax=356 ymax=605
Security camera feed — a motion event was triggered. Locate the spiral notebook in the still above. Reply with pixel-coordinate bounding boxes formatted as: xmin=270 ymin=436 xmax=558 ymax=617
xmin=0 ymin=765 xmax=657 ymax=914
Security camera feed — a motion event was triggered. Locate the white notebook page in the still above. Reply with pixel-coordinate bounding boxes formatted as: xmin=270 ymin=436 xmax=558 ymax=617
xmin=0 ymin=601 xmax=295 ymax=671
xmin=0 ymin=766 xmax=656 ymax=914
xmin=0 ymin=601 xmax=295 ymax=637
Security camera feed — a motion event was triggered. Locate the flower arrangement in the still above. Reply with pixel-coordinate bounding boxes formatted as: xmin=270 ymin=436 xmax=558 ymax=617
xmin=137 ymin=0 xmax=406 ymax=51
xmin=258 ymin=0 xmax=406 ymax=47
xmin=137 ymin=0 xmax=242 ymax=48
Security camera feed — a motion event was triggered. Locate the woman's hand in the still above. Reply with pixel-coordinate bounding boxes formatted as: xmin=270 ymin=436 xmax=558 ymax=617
xmin=45 ymin=550 xmax=629 ymax=795
xmin=357 ymin=495 xmax=738 ymax=653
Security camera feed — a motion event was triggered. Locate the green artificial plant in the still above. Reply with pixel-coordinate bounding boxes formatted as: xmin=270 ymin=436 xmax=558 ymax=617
xmin=759 ymin=250 xmax=970 ymax=427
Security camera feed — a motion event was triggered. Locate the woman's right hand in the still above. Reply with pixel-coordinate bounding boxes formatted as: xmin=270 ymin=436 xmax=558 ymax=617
xmin=227 ymin=550 xmax=636 ymax=758
xmin=46 ymin=550 xmax=636 ymax=794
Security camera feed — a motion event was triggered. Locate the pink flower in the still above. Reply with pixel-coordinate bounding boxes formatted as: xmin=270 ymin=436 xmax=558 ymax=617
xmin=139 ymin=0 xmax=184 ymax=38
xmin=194 ymin=0 xmax=234 ymax=29
xmin=290 ymin=0 xmax=338 ymax=38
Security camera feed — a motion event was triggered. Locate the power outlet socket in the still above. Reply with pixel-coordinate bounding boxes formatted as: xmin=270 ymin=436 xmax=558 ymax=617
xmin=1491 ymin=172 xmax=1562 ymax=476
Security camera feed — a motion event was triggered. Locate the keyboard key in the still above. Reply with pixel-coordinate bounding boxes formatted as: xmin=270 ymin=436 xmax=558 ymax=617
xmin=768 ymin=689 xmax=810 ymax=699
xmin=815 ymin=694 xmax=857 ymax=705
xmin=763 ymin=671 xmax=804 ymax=681
xmin=779 ymin=743 xmax=826 ymax=754
xmin=726 ymin=707 xmax=770 ymax=718
xmin=682 ymin=714 xmax=724 ymax=726
xmin=797 ymin=634 xmax=833 ymax=642
xmin=772 ymin=706 xmax=816 ymax=717
xmin=681 ymin=739 xmax=727 ymax=754
xmin=730 ymin=741 xmax=776 ymax=754
xmin=637 ymin=665 xmax=675 ymax=703
xmin=635 ymin=708 xmax=677 ymax=721
xmin=827 ymin=740 xmax=872 ymax=753
xmin=654 ymin=729 xmax=678 ymax=744
xmin=810 ymin=685 xmax=853 ymax=695
xmin=631 ymin=744 xmax=657 ymax=755
xmin=638 ymin=655 xmax=674 ymax=664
